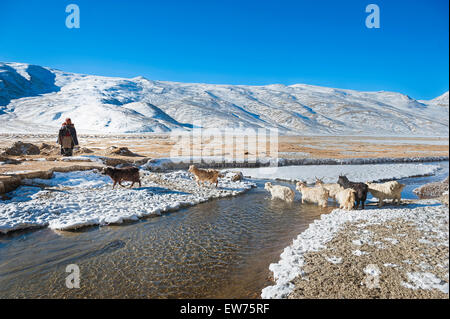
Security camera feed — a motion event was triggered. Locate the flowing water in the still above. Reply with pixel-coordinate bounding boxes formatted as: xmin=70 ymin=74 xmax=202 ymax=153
xmin=0 ymin=162 xmax=447 ymax=298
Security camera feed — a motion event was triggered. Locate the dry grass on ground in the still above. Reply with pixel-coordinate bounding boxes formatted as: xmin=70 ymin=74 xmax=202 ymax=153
xmin=0 ymin=134 xmax=447 ymax=178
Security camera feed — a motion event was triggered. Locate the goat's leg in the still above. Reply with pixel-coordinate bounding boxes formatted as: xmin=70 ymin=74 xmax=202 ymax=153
xmin=138 ymin=180 xmax=142 ymax=188
xmin=129 ymin=182 xmax=135 ymax=188
xmin=112 ymin=181 xmax=117 ymax=189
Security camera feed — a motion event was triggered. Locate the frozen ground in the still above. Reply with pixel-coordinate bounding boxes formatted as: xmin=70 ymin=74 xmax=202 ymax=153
xmin=0 ymin=170 xmax=255 ymax=234
xmin=140 ymin=156 xmax=448 ymax=172
xmin=1 ymin=162 xmax=444 ymax=233
xmin=238 ymin=162 xmax=442 ymax=184
xmin=350 ymin=139 xmax=449 ymax=146
xmin=262 ymin=200 xmax=449 ymax=299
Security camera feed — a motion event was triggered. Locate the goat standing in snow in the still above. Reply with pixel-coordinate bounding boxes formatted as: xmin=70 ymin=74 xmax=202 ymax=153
xmin=315 ymin=178 xmax=344 ymax=201
xmin=366 ymin=181 xmax=405 ymax=207
xmin=188 ymin=165 xmax=222 ymax=187
xmin=264 ymin=182 xmax=295 ymax=203
xmin=102 ymin=166 xmax=141 ymax=189
xmin=335 ymin=188 xmax=357 ymax=210
xmin=337 ymin=175 xmax=368 ymax=209
xmin=295 ymin=181 xmax=329 ymax=208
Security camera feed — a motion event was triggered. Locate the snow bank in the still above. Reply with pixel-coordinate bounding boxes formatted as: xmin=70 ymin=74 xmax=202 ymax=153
xmin=281 ymin=156 xmax=448 ymax=166
xmin=0 ymin=170 xmax=255 ymax=234
xmin=140 ymin=156 xmax=277 ymax=171
xmin=239 ymin=163 xmax=442 ymax=184
xmin=350 ymin=139 xmax=449 ymax=146
xmin=23 ymin=170 xmax=110 ymax=189
xmin=261 ymin=201 xmax=448 ymax=299
xmin=402 ymin=272 xmax=449 ymax=294
xmin=60 ymin=155 xmax=104 ymax=164
xmin=141 ymin=156 xmax=447 ymax=172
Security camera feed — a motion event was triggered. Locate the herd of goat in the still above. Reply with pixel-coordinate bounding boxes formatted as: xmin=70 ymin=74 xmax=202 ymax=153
xmin=264 ymin=175 xmax=405 ymax=210
xmin=103 ymin=165 xmax=405 ymax=210
xmin=179 ymin=165 xmax=405 ymax=210
xmin=185 ymin=165 xmax=405 ymax=210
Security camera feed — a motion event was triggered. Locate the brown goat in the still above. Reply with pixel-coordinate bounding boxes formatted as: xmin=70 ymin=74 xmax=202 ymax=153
xmin=188 ymin=165 xmax=221 ymax=187
xmin=103 ymin=166 xmax=141 ymax=189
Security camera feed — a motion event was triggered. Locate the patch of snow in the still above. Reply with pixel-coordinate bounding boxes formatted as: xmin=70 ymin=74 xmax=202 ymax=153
xmin=402 ymin=272 xmax=449 ymax=294
xmin=352 ymin=250 xmax=368 ymax=256
xmin=0 ymin=170 xmax=255 ymax=234
xmin=261 ymin=201 xmax=448 ymax=299
xmin=24 ymin=170 xmax=110 ymax=189
xmin=383 ymin=237 xmax=399 ymax=245
xmin=350 ymin=139 xmax=449 ymax=146
xmin=363 ymin=264 xmax=381 ymax=277
xmin=60 ymin=155 xmax=104 ymax=164
xmin=240 ymin=163 xmax=440 ymax=184
xmin=2 ymin=170 xmax=36 ymax=175
xmin=3 ymin=186 xmax=44 ymax=202
xmin=325 ymin=256 xmax=343 ymax=264
xmin=141 ymin=156 xmax=276 ymax=171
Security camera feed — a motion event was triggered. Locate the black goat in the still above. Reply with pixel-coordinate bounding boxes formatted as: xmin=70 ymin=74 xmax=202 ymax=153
xmin=337 ymin=175 xmax=368 ymax=209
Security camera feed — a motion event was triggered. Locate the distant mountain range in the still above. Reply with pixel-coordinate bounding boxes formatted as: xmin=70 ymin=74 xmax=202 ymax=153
xmin=0 ymin=62 xmax=448 ymax=136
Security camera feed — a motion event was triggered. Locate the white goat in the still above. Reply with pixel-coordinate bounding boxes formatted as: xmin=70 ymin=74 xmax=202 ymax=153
xmin=315 ymin=178 xmax=344 ymax=201
xmin=335 ymin=188 xmax=357 ymax=210
xmin=264 ymin=182 xmax=295 ymax=202
xmin=296 ymin=181 xmax=329 ymax=208
xmin=366 ymin=181 xmax=405 ymax=207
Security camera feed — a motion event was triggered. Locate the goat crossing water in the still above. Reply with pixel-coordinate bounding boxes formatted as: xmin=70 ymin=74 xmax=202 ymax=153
xmin=264 ymin=182 xmax=295 ymax=203
xmin=337 ymin=175 xmax=368 ymax=209
xmin=366 ymin=181 xmax=405 ymax=207
xmin=295 ymin=181 xmax=329 ymax=208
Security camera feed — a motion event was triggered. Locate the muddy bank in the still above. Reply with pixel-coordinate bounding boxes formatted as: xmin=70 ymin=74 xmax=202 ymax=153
xmin=414 ymin=176 xmax=449 ymax=206
xmin=262 ymin=200 xmax=449 ymax=299
xmin=288 ymin=205 xmax=449 ymax=299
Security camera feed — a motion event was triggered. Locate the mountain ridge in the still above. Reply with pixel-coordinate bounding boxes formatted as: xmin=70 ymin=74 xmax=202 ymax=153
xmin=0 ymin=62 xmax=448 ymax=136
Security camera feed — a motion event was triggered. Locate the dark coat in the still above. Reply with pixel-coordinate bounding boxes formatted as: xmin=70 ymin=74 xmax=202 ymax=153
xmin=57 ymin=124 xmax=79 ymax=148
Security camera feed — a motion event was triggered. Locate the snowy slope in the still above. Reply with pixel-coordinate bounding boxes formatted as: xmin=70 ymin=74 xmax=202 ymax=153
xmin=0 ymin=62 xmax=448 ymax=136
xmin=426 ymin=91 xmax=449 ymax=107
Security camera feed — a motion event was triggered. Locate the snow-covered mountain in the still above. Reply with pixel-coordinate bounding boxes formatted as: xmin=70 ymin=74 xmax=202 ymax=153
xmin=0 ymin=62 xmax=448 ymax=136
xmin=428 ymin=91 xmax=449 ymax=107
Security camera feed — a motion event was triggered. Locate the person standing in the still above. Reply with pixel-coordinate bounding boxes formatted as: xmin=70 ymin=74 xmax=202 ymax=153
xmin=57 ymin=118 xmax=79 ymax=156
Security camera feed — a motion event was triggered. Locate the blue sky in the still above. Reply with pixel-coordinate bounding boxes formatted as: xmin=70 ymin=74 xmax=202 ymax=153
xmin=0 ymin=0 xmax=448 ymax=100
